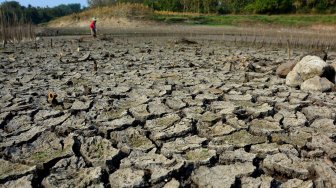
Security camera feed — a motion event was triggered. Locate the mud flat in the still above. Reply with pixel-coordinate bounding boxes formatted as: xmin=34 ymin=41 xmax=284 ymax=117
xmin=0 ymin=34 xmax=336 ymax=188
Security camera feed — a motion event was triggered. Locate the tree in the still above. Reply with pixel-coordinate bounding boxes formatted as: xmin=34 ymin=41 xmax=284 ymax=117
xmin=0 ymin=1 xmax=84 ymax=24
xmin=247 ymin=0 xmax=292 ymax=14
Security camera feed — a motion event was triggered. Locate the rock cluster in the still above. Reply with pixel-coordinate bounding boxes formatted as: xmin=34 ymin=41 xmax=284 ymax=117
xmin=284 ymin=55 xmax=335 ymax=91
xmin=0 ymin=36 xmax=335 ymax=187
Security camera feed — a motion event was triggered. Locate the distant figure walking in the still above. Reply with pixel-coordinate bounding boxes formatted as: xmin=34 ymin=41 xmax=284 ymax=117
xmin=90 ymin=17 xmax=97 ymax=38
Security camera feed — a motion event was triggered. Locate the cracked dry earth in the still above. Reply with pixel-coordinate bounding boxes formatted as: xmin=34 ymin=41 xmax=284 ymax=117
xmin=0 ymin=35 xmax=336 ymax=188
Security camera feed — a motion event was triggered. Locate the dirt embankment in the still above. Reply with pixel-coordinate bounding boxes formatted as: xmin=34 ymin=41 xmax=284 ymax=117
xmin=48 ymin=16 xmax=154 ymax=28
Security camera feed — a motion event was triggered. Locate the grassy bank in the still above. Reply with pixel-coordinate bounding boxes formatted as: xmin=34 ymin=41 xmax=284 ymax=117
xmin=47 ymin=3 xmax=152 ymax=27
xmin=153 ymin=12 xmax=336 ymax=27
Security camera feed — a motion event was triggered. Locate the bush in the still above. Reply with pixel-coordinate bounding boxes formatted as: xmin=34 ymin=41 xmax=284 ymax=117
xmin=246 ymin=0 xmax=292 ymax=14
xmin=216 ymin=0 xmax=254 ymax=14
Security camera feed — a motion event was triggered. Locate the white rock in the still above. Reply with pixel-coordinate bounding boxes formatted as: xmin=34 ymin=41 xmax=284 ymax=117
xmin=286 ymin=56 xmax=327 ymax=87
xmin=300 ymin=76 xmax=334 ymax=92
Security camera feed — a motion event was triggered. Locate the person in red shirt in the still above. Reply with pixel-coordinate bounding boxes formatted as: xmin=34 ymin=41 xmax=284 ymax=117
xmin=90 ymin=17 xmax=97 ymax=38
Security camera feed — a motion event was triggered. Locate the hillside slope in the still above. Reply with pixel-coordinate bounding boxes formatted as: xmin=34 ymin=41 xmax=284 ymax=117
xmin=47 ymin=3 xmax=154 ymax=28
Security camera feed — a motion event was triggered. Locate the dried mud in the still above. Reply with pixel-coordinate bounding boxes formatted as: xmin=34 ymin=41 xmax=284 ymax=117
xmin=0 ymin=33 xmax=336 ymax=188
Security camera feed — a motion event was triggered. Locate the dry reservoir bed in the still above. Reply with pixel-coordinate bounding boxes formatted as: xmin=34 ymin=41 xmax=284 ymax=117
xmin=0 ymin=35 xmax=336 ymax=188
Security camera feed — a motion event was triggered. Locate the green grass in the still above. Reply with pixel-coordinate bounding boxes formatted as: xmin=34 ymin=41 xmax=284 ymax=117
xmin=152 ymin=14 xmax=336 ymax=27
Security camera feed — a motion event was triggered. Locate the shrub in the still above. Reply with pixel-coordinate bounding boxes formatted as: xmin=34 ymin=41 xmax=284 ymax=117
xmin=246 ymin=0 xmax=293 ymax=14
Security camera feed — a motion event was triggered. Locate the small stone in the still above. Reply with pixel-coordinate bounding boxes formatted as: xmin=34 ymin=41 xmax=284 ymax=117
xmin=241 ymin=176 xmax=262 ymax=188
xmin=109 ymin=168 xmax=146 ymax=188
xmin=1 ymin=175 xmax=33 ymax=188
xmin=71 ymin=99 xmax=92 ymax=111
xmin=251 ymin=143 xmax=280 ymax=158
xmin=249 ymin=119 xmax=282 ymax=136
xmin=184 ymin=148 xmax=216 ymax=165
xmin=148 ymin=100 xmax=172 ymax=116
xmin=195 ymin=93 xmax=218 ymax=101
xmin=191 ymin=163 xmax=255 ymax=188
xmin=80 ymin=136 xmax=120 ymax=167
xmin=210 ymin=130 xmax=267 ymax=149
xmin=198 ymin=121 xmax=236 ymax=138
xmin=0 ymin=159 xmax=35 ymax=182
xmin=313 ymin=161 xmax=336 ymax=188
xmin=34 ymin=110 xmax=63 ymax=122
xmin=301 ymin=76 xmax=334 ymax=92
xmin=306 ymin=135 xmax=336 ymax=159
xmin=120 ymin=151 xmax=184 ymax=184
xmin=110 ymin=127 xmax=155 ymax=152
xmin=0 ymin=126 xmax=46 ymax=149
xmin=246 ymin=103 xmax=274 ymax=118
xmin=182 ymin=106 xmax=204 ymax=119
xmin=129 ymin=104 xmax=151 ymax=123
xmin=151 ymin=118 xmax=193 ymax=141
xmin=225 ymin=94 xmax=252 ymax=101
xmin=262 ymin=153 xmax=311 ymax=180
xmin=210 ymin=101 xmax=239 ymax=115
xmin=8 ymin=132 xmax=74 ymax=165
xmin=276 ymin=60 xmax=297 ymax=78
xmin=43 ymin=166 xmax=103 ymax=188
xmin=163 ymin=178 xmax=180 ymax=188
xmin=282 ymin=111 xmax=307 ymax=129
xmin=101 ymin=115 xmax=135 ymax=132
xmin=161 ymin=135 xmax=207 ymax=157
xmin=302 ymin=106 xmax=335 ymax=121
xmin=280 ymin=179 xmax=313 ymax=188
xmin=96 ymin=109 xmax=127 ymax=122
xmin=201 ymin=111 xmax=221 ymax=123
xmin=271 ymin=130 xmax=312 ymax=149
xmin=310 ymin=118 xmax=336 ymax=137
xmin=219 ymin=148 xmax=256 ymax=165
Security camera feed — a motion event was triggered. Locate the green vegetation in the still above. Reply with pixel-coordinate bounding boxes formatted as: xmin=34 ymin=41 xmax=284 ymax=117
xmin=2 ymin=1 xmax=336 ymax=28
xmin=88 ymin=0 xmax=336 ymax=14
xmin=0 ymin=1 xmax=82 ymax=24
xmin=31 ymin=151 xmax=50 ymax=162
xmin=152 ymin=13 xmax=336 ymax=27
